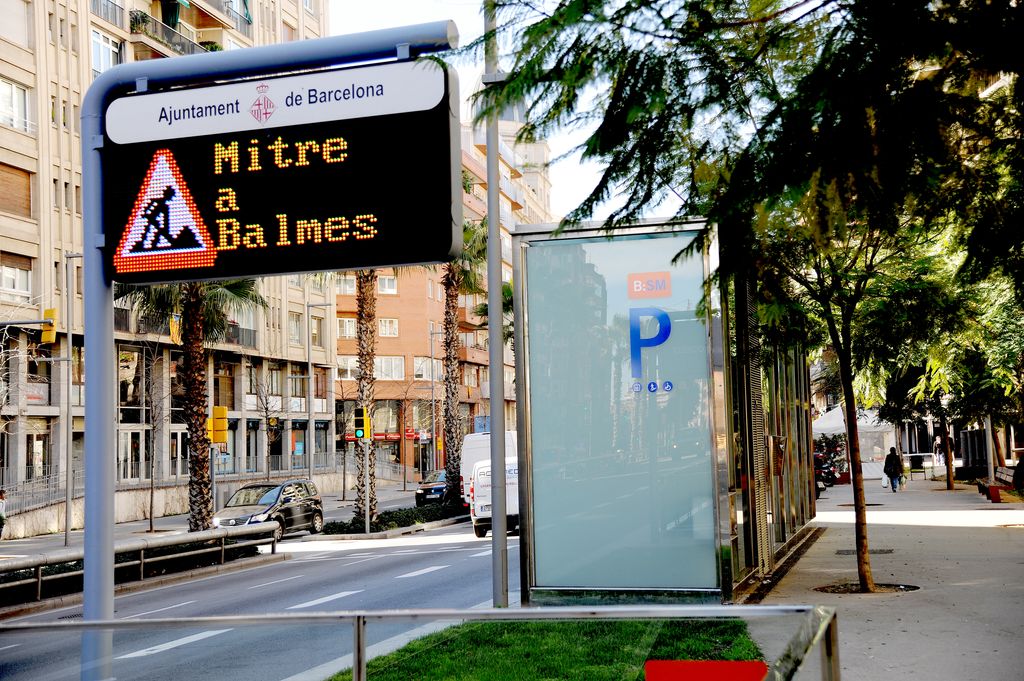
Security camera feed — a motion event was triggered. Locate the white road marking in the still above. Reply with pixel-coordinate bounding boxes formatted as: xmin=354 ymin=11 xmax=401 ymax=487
xmin=391 ymin=549 xmax=418 ymax=554
xmin=299 ymin=553 xmax=330 ymax=560
xmin=277 ymin=599 xmax=493 ymax=681
xmin=120 ymin=600 xmax=196 ymax=619
xmin=116 ymin=629 xmax=232 ymax=659
xmin=0 ymin=644 xmax=21 ymax=652
xmin=470 ymin=550 xmax=491 ymax=557
xmin=248 ymin=575 xmax=305 ymax=589
xmin=286 ymin=590 xmax=362 ymax=610
xmin=395 ymin=565 xmax=448 ymax=579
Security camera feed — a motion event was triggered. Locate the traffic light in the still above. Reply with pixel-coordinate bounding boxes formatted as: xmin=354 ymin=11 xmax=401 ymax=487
xmin=353 ymin=407 xmax=371 ymax=440
xmin=212 ymin=406 xmax=229 ymax=444
xmin=41 ymin=308 xmax=57 ymax=344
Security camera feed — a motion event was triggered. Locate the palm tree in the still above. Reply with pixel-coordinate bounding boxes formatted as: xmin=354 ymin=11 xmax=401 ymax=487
xmin=440 ymin=221 xmax=488 ymax=505
xmin=115 ymin=279 xmax=266 ymax=531
xmin=473 ymin=279 xmax=514 ymax=350
xmin=353 ymin=269 xmax=378 ymax=521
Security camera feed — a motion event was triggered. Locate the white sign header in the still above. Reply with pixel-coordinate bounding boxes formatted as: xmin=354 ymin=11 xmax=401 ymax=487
xmin=106 ymin=60 xmax=445 ymax=144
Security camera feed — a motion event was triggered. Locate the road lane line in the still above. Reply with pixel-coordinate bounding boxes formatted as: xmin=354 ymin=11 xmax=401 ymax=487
xmin=286 ymin=590 xmax=363 ymax=609
xmin=0 ymin=644 xmax=20 ymax=651
xmin=120 ymin=600 xmax=196 ymax=619
xmin=395 ymin=565 xmax=448 ymax=579
xmin=391 ymin=549 xmax=418 ymax=554
xmin=248 ymin=575 xmax=305 ymax=589
xmin=470 ymin=550 xmax=491 ymax=557
xmin=115 ymin=629 xmax=232 ymax=658
xmin=299 ymin=553 xmax=329 ymax=560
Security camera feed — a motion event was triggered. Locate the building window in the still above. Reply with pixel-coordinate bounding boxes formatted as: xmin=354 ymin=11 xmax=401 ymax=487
xmin=373 ymin=356 xmax=404 ymax=380
xmin=288 ymin=274 xmax=303 ymax=287
xmin=214 ymin=361 xmax=235 ymax=408
xmin=0 ymin=253 xmax=32 ymax=303
xmin=0 ymin=78 xmax=30 ymax=132
xmin=282 ymin=21 xmax=296 ymax=41
xmin=314 ymin=366 xmax=328 ymax=399
xmin=268 ymin=363 xmax=283 ymax=395
xmin=337 ymin=355 xmax=358 ymax=380
xmin=0 ymin=164 xmax=32 ymax=217
xmin=427 ymin=279 xmax=433 ymax=299
xmin=336 ymin=274 xmax=355 ymax=295
xmin=288 ymin=311 xmax=303 ymax=344
xmin=303 ymin=0 xmax=315 ymax=13
xmin=117 ymin=347 xmax=148 ymax=424
xmin=290 ymin=364 xmax=306 ymax=398
xmin=378 ymin=318 xmax=398 ymax=337
xmin=311 ymin=316 xmax=324 ymax=347
xmin=414 ymin=356 xmax=441 ymax=380
xmin=91 ymin=29 xmax=121 ymax=78
xmin=378 ymin=275 xmax=397 ymax=295
xmin=337 ymin=316 xmax=355 ymax=338
xmin=463 ymin=366 xmax=478 ymax=388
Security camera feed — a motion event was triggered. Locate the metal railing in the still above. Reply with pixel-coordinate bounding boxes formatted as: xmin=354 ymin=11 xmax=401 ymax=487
xmin=90 ymin=0 xmax=125 ymax=28
xmin=2 ymin=449 xmax=406 ymax=519
xmin=129 ymin=10 xmax=208 ymax=56
xmin=0 ymin=522 xmax=276 ymax=604
xmin=0 ymin=605 xmax=839 ymax=681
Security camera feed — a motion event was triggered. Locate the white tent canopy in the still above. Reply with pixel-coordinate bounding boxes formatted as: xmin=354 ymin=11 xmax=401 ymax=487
xmin=813 ymin=407 xmax=896 ymax=461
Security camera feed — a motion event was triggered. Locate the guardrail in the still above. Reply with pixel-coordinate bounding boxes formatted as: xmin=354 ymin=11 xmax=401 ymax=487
xmin=0 ymin=604 xmax=839 ymax=680
xmin=0 ymin=522 xmax=277 ymax=604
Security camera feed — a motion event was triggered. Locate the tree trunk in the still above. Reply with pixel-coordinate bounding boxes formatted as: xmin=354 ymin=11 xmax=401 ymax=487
xmin=182 ymin=282 xmax=213 ymax=532
xmin=992 ymin=427 xmax=1007 ymax=467
xmin=441 ymin=262 xmax=464 ymax=506
xmin=836 ymin=344 xmax=876 ymax=592
xmin=354 ymin=270 xmax=377 ymax=521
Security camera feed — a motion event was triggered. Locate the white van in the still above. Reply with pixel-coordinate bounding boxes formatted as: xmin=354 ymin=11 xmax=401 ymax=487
xmin=459 ymin=431 xmax=517 ymax=505
xmin=469 ymin=457 xmax=519 ymax=538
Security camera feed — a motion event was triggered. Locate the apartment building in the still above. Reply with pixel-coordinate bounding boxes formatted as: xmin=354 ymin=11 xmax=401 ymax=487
xmin=0 ymin=0 xmax=335 ymax=495
xmin=334 ymin=122 xmax=553 ymax=478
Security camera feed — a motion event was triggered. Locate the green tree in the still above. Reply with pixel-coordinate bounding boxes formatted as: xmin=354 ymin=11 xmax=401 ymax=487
xmin=440 ymin=221 xmax=488 ymax=505
xmin=115 ymin=280 xmax=265 ymax=531
xmin=479 ymin=0 xmax=1024 ymax=592
xmin=473 ymin=280 xmax=515 ymax=350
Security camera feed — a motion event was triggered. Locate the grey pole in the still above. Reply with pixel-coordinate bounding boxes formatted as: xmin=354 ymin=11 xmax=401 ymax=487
xmin=81 ymin=106 xmax=115 ymax=679
xmin=64 ymin=251 xmax=82 ymax=548
xmin=364 ymin=439 xmax=370 ymax=534
xmin=79 ymin=20 xmax=459 ymax=676
xmin=484 ymin=0 xmax=509 ymax=607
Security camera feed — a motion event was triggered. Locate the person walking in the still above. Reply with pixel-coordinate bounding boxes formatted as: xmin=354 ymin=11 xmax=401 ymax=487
xmin=0 ymin=489 xmax=7 ymax=539
xmin=884 ymin=447 xmax=903 ymax=493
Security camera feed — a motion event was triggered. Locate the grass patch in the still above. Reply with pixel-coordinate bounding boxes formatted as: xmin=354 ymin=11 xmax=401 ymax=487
xmin=328 ymin=618 xmax=761 ymax=681
xmin=323 ymin=504 xmax=466 ymax=535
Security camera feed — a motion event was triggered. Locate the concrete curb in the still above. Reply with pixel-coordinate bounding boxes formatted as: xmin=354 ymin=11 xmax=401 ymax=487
xmin=0 ymin=552 xmax=289 ymax=621
xmin=299 ymin=515 xmax=470 ymax=541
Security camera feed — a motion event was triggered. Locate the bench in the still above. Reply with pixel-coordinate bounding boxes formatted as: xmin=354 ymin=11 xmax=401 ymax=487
xmin=977 ymin=466 xmax=1017 ymax=502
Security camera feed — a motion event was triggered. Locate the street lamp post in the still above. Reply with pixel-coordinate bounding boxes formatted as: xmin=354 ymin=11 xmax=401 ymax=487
xmin=428 ymin=330 xmax=444 ymax=473
xmin=64 ymin=251 xmax=82 ymax=547
xmin=306 ymin=301 xmax=329 ymax=482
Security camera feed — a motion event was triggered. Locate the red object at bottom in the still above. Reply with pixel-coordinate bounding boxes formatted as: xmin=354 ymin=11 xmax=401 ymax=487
xmin=644 ymin=660 xmax=769 ymax=680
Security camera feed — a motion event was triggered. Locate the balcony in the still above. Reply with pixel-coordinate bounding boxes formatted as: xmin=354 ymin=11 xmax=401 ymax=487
xmin=223 ymin=323 xmax=258 ymax=347
xmin=129 ymin=10 xmax=208 ymax=57
xmin=458 ymin=344 xmax=489 ymax=365
xmin=458 ymin=305 xmax=484 ymax=328
xmin=91 ymin=0 xmax=126 ymax=29
xmin=462 ymin=191 xmax=486 ymax=219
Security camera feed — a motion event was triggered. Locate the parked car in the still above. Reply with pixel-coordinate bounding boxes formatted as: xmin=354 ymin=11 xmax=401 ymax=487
xmin=415 ymin=470 xmax=447 ymax=506
xmin=469 ymin=457 xmax=519 ymax=538
xmin=213 ymin=479 xmax=324 ymax=541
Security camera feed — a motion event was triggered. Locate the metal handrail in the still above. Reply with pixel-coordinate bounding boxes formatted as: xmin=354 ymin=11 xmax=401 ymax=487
xmin=0 ymin=522 xmax=277 ymax=604
xmin=0 ymin=604 xmax=839 ymax=681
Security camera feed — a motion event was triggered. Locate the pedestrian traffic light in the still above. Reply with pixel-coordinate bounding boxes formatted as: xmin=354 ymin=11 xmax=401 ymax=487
xmin=353 ymin=407 xmax=371 ymax=440
xmin=41 ymin=308 xmax=57 ymax=344
xmin=212 ymin=406 xmax=229 ymax=444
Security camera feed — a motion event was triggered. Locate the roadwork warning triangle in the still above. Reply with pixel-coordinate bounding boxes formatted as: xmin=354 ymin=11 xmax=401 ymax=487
xmin=113 ymin=148 xmax=217 ymax=275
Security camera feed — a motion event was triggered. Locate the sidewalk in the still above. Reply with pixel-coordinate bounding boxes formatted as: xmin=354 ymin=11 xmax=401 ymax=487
xmin=756 ymin=472 xmax=1024 ymax=680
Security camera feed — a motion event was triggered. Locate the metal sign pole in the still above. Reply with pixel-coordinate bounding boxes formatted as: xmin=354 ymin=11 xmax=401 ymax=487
xmin=364 ymin=439 xmax=371 ymax=534
xmin=64 ymin=251 xmax=82 ymax=548
xmin=80 ymin=22 xmax=458 ymax=678
xmin=484 ymin=0 xmax=509 ymax=608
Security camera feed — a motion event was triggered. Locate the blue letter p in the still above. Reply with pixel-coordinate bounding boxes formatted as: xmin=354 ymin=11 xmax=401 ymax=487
xmin=629 ymin=307 xmax=672 ymax=378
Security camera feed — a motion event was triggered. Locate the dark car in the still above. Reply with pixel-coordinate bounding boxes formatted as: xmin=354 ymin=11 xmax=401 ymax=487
xmin=415 ymin=470 xmax=446 ymax=506
xmin=213 ymin=479 xmax=324 ymax=541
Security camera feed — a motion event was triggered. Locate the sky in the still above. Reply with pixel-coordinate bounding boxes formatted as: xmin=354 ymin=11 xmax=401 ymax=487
xmin=328 ymin=0 xmax=604 ymax=221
